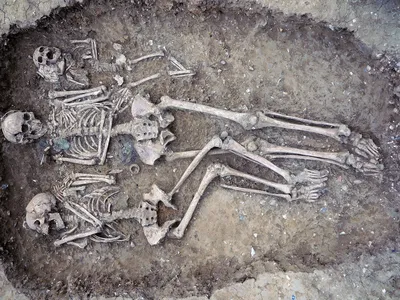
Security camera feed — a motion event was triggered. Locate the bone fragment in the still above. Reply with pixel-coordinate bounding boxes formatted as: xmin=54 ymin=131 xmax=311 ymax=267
xmin=143 ymin=220 xmax=180 ymax=245
xmin=67 ymin=239 xmax=88 ymax=249
xmin=70 ymin=39 xmax=92 ymax=44
xmin=90 ymin=235 xmax=122 ymax=243
xmin=91 ymin=39 xmax=98 ymax=60
xmin=60 ymin=225 xmax=78 ymax=238
xmin=66 ymin=75 xmax=86 ymax=86
xmin=263 ymin=111 xmax=344 ymax=128
xmin=49 ymin=86 xmax=106 ymax=99
xmin=167 ymin=55 xmax=186 ymax=70
xmin=220 ymin=184 xmax=292 ymax=201
xmin=56 ymin=157 xmax=97 ymax=165
xmin=127 ymin=73 xmax=161 ymax=88
xmin=168 ymin=70 xmax=195 ymax=77
xmin=54 ymin=227 xmax=102 ymax=246
xmin=129 ymin=51 xmax=165 ymax=64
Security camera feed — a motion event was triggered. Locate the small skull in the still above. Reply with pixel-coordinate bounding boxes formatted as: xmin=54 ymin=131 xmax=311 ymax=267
xmin=33 ymin=46 xmax=62 ymax=68
xmin=26 ymin=193 xmax=58 ymax=235
xmin=1 ymin=111 xmax=47 ymax=144
xmin=33 ymin=46 xmax=65 ymax=82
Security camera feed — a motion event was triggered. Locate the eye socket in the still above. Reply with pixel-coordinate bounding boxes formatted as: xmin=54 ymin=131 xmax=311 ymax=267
xmin=21 ymin=124 xmax=29 ymax=133
xmin=39 ymin=47 xmax=44 ymax=52
xmin=34 ymin=220 xmax=41 ymax=226
xmin=23 ymin=113 xmax=31 ymax=120
xmin=31 ymin=130 xmax=37 ymax=135
xmin=46 ymin=51 xmax=54 ymax=60
xmin=37 ymin=56 xmax=43 ymax=63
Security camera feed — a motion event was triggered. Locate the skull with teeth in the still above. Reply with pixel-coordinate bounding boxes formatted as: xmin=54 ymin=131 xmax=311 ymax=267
xmin=26 ymin=193 xmax=64 ymax=235
xmin=1 ymin=111 xmax=47 ymax=144
xmin=33 ymin=46 xmax=65 ymax=82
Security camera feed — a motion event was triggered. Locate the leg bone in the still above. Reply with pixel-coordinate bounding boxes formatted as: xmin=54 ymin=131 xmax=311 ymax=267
xmin=169 ymin=163 xmax=318 ymax=239
xmin=159 ymin=96 xmax=350 ymax=141
xmin=143 ymin=135 xmax=223 ymax=209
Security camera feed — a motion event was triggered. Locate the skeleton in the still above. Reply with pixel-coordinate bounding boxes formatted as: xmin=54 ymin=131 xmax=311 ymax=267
xmin=129 ymin=95 xmax=383 ymax=175
xmin=23 ymin=41 xmax=384 ymax=247
xmin=25 ymin=172 xmax=179 ymax=247
xmin=1 ymin=111 xmax=47 ymax=144
xmin=106 ymin=94 xmax=381 ymax=242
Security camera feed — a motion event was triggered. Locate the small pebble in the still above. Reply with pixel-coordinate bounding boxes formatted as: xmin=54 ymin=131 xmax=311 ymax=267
xmin=113 ymin=74 xmax=124 ymax=86
xmin=248 ymin=65 xmax=254 ymax=71
xmin=113 ymin=43 xmax=123 ymax=51
xmin=246 ymin=141 xmax=258 ymax=152
xmin=220 ymin=60 xmax=226 ymax=65
xmin=115 ymin=54 xmax=127 ymax=66
xmin=251 ymin=247 xmax=256 ymax=257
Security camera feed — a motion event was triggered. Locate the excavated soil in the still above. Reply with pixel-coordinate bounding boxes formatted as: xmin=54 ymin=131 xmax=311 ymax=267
xmin=0 ymin=0 xmax=399 ymax=298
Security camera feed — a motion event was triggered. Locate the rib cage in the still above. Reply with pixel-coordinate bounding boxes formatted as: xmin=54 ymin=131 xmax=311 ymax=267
xmin=50 ymin=102 xmax=113 ymax=164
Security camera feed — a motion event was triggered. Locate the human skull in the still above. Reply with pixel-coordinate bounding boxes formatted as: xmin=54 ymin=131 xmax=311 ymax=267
xmin=33 ymin=46 xmax=65 ymax=82
xmin=33 ymin=46 xmax=62 ymax=68
xmin=1 ymin=111 xmax=47 ymax=144
xmin=26 ymin=193 xmax=57 ymax=235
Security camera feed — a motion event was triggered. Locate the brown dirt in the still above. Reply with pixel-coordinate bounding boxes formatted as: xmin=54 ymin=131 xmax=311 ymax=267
xmin=0 ymin=0 xmax=399 ymax=299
